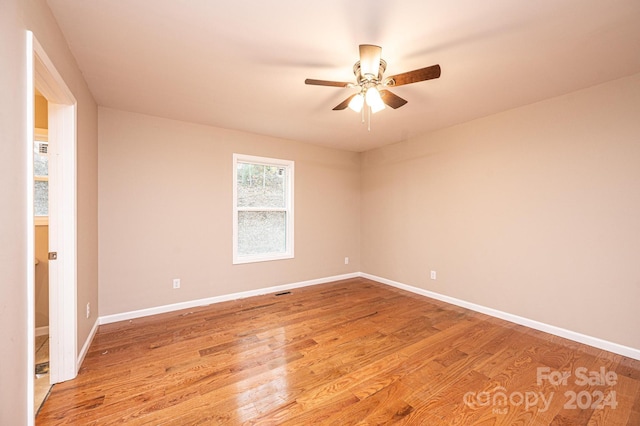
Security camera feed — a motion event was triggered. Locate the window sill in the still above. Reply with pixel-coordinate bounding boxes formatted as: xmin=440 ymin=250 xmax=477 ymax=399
xmin=35 ymin=216 xmax=48 ymax=226
xmin=233 ymin=253 xmax=294 ymax=265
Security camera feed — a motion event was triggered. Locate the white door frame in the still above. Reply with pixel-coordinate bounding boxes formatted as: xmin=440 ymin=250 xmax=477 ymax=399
xmin=26 ymin=31 xmax=78 ymax=423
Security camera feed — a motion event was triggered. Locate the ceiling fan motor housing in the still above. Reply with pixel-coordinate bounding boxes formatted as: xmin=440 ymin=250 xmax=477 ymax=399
xmin=353 ymin=59 xmax=387 ymax=86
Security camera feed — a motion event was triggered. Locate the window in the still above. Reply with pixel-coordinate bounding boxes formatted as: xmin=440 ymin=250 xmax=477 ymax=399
xmin=233 ymin=154 xmax=294 ymax=264
xmin=34 ymin=134 xmax=49 ymax=226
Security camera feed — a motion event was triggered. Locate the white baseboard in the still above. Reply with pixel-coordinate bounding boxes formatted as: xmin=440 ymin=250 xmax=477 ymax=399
xmin=77 ymin=318 xmax=100 ymax=372
xmin=35 ymin=326 xmax=49 ymax=337
xmin=95 ymin=271 xmax=639 ymax=361
xmin=99 ymin=272 xmax=360 ymax=325
xmin=361 ymin=273 xmax=640 ymax=361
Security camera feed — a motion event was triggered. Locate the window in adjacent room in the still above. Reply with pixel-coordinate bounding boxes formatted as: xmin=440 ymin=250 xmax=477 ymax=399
xmin=34 ymin=132 xmax=49 ymax=226
xmin=233 ymin=154 xmax=294 ymax=264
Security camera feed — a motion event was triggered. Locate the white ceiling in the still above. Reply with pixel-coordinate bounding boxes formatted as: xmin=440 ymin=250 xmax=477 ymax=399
xmin=47 ymin=0 xmax=640 ymax=152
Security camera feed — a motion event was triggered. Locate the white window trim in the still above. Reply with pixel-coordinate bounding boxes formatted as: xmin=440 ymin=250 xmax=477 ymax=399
xmin=233 ymin=153 xmax=294 ymax=264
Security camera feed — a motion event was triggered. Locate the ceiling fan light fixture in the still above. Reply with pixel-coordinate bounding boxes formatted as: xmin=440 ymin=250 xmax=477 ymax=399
xmin=365 ymin=87 xmax=385 ymax=113
xmin=348 ymin=93 xmax=364 ymax=112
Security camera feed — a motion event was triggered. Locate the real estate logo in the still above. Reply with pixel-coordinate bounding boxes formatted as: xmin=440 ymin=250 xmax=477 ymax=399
xmin=462 ymin=366 xmax=618 ymax=414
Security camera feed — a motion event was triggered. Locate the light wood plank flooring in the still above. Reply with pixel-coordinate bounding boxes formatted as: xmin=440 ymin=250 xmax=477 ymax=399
xmin=36 ymin=278 xmax=640 ymax=425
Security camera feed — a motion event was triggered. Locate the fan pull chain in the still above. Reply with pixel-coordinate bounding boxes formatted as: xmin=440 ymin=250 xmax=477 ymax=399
xmin=367 ymin=106 xmax=372 ymax=132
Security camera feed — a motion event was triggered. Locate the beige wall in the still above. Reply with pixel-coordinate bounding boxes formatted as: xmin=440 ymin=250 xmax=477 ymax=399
xmin=98 ymin=108 xmax=361 ymax=315
xmin=361 ymin=73 xmax=640 ymax=350
xmin=99 ymin=74 xmax=640 ymax=353
xmin=35 ymin=226 xmax=49 ymax=328
xmin=0 ymin=0 xmax=98 ymax=423
xmin=35 ymin=94 xmax=48 ymax=129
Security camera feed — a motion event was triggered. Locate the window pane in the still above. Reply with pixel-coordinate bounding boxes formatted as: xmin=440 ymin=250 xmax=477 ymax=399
xmin=34 ymin=150 xmax=48 ymax=177
xmin=237 ymin=163 xmax=285 ymax=208
xmin=238 ymin=211 xmax=286 ymax=256
xmin=34 ymin=180 xmax=48 ymax=216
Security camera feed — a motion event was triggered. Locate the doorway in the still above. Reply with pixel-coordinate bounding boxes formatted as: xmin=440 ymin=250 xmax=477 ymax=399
xmin=33 ymin=109 xmax=51 ymax=410
xmin=26 ymin=31 xmax=78 ymax=424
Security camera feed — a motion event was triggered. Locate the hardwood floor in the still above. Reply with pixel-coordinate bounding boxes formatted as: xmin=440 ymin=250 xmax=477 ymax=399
xmin=36 ymin=278 xmax=640 ymax=425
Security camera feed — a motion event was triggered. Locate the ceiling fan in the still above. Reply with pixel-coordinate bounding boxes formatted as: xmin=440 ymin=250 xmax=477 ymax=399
xmin=305 ymin=44 xmax=441 ymax=116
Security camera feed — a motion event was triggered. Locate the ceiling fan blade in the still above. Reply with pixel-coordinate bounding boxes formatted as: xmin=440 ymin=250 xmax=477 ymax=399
xmin=359 ymin=44 xmax=382 ymax=78
xmin=333 ymin=94 xmax=357 ymax=110
xmin=305 ymin=79 xmax=351 ymax=88
xmin=379 ymin=90 xmax=408 ymax=109
xmin=385 ymin=64 xmax=441 ymax=87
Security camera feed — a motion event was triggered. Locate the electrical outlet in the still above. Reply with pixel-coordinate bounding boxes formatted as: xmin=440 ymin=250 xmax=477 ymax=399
xmin=430 ymin=270 xmax=437 ymax=280
xmin=173 ymin=278 xmax=181 ymax=289
xmin=86 ymin=302 xmax=90 ymax=318
xmin=345 ymin=257 xmax=349 ymax=265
